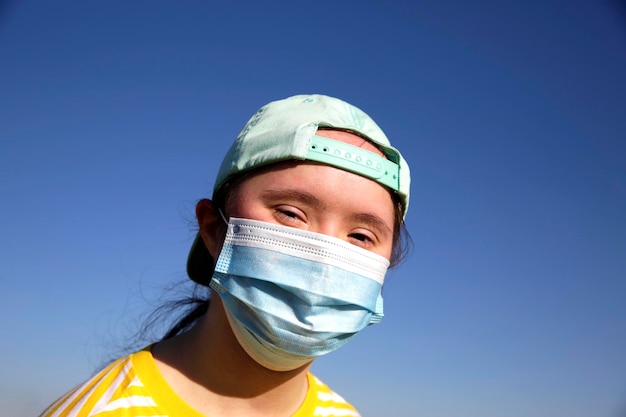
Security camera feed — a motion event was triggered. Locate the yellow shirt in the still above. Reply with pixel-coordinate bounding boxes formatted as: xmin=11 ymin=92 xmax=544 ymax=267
xmin=39 ymin=347 xmax=360 ymax=417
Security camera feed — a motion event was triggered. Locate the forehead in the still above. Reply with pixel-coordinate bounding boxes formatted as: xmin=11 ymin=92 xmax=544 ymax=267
xmin=230 ymin=159 xmax=396 ymax=230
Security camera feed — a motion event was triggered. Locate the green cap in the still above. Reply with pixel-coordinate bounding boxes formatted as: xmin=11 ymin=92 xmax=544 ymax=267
xmin=187 ymin=94 xmax=411 ymax=285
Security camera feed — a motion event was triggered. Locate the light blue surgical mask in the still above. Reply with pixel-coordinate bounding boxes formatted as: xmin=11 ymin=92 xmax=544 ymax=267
xmin=209 ymin=217 xmax=389 ymax=372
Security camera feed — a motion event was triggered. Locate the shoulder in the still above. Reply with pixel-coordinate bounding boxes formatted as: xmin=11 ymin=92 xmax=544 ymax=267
xmin=38 ymin=348 xmax=156 ymax=417
xmin=295 ymin=372 xmax=362 ymax=417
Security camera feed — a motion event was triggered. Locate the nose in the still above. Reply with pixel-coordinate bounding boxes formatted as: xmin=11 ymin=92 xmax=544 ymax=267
xmin=311 ymin=219 xmax=343 ymax=241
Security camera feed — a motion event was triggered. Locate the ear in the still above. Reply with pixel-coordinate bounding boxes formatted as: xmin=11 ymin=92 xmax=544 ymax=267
xmin=196 ymin=199 xmax=227 ymax=258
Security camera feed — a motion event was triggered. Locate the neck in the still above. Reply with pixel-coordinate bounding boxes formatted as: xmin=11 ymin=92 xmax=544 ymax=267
xmin=152 ymin=295 xmax=311 ymax=417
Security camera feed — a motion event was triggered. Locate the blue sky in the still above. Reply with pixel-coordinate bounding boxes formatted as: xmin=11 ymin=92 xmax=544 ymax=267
xmin=1 ymin=1 xmax=625 ymax=416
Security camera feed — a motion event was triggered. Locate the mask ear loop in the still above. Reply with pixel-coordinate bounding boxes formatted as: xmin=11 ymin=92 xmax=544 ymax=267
xmin=209 ymin=208 xmax=230 ymax=262
xmin=218 ymin=208 xmax=229 ymax=225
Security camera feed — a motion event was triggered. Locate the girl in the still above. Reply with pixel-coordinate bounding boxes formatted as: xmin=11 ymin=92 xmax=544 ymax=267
xmin=40 ymin=94 xmax=411 ymax=417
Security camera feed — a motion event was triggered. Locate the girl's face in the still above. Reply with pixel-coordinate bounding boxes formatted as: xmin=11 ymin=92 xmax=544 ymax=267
xmin=225 ymin=130 xmax=396 ymax=261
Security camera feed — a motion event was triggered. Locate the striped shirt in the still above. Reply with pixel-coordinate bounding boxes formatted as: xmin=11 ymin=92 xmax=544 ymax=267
xmin=39 ymin=347 xmax=361 ymax=417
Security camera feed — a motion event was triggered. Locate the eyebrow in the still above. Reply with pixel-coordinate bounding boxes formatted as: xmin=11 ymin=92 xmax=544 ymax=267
xmin=260 ymin=189 xmax=328 ymax=210
xmin=353 ymin=212 xmax=393 ymax=240
xmin=260 ymin=189 xmax=393 ymax=238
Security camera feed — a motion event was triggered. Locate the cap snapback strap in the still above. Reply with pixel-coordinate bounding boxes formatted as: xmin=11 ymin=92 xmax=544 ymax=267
xmin=305 ymin=135 xmax=400 ymax=192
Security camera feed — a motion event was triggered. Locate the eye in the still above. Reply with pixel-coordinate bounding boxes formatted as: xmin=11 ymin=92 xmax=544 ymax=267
xmin=348 ymin=230 xmax=376 ymax=248
xmin=274 ymin=206 xmax=307 ymax=225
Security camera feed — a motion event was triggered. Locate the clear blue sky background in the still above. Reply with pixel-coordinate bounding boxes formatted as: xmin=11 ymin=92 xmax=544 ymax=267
xmin=1 ymin=1 xmax=625 ymax=416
